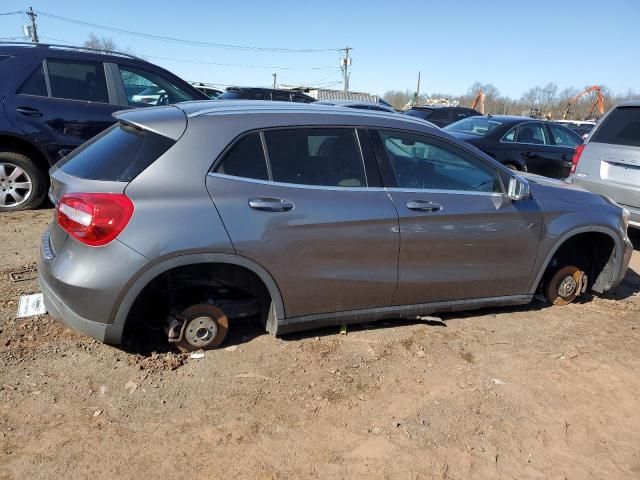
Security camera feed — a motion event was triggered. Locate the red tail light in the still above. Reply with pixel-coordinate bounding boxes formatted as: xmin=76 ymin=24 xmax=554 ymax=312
xmin=571 ymin=144 xmax=585 ymax=174
xmin=57 ymin=193 xmax=134 ymax=246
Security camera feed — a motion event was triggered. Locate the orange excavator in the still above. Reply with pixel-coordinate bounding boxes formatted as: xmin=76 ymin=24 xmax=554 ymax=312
xmin=471 ymin=90 xmax=485 ymax=114
xmin=562 ymin=85 xmax=605 ymax=120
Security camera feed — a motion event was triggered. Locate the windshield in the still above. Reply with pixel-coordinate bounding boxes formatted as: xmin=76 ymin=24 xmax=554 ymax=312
xmin=444 ymin=117 xmax=503 ymax=136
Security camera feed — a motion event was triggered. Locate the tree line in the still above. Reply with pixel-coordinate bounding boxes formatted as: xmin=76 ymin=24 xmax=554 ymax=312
xmin=383 ymin=81 xmax=640 ymax=120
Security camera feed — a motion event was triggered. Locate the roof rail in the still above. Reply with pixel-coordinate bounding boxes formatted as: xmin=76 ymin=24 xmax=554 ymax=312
xmin=0 ymin=41 xmax=142 ymax=60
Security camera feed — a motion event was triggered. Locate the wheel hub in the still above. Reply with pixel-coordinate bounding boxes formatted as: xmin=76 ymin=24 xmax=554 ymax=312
xmin=558 ymin=275 xmax=578 ymax=298
xmin=0 ymin=162 xmax=33 ymax=207
xmin=184 ymin=315 xmax=219 ymax=348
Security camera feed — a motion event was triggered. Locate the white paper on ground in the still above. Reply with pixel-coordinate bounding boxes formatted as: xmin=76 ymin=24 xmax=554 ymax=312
xmin=16 ymin=293 xmax=46 ymax=318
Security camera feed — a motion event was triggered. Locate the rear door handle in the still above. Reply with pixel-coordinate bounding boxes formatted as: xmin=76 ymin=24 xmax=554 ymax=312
xmin=16 ymin=106 xmax=43 ymax=117
xmin=248 ymin=197 xmax=294 ymax=212
xmin=406 ymin=200 xmax=442 ymax=212
xmin=523 ymin=152 xmax=535 ymax=159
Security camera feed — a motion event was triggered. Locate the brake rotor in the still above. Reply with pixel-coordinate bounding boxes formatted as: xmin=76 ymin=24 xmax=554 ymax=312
xmin=177 ymin=304 xmax=229 ymax=351
xmin=545 ymin=265 xmax=584 ymax=306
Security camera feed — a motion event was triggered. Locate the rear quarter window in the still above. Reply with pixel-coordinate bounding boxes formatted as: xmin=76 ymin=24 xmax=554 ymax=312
xmin=591 ymin=107 xmax=640 ymax=147
xmin=58 ymin=123 xmax=174 ymax=181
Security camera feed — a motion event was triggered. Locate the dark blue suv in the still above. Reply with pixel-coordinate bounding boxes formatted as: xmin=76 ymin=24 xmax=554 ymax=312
xmin=0 ymin=42 xmax=208 ymax=211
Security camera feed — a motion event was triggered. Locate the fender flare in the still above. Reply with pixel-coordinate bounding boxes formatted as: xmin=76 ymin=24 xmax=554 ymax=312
xmin=528 ymin=225 xmax=622 ymax=294
xmin=0 ymin=131 xmax=53 ymax=166
xmin=110 ymin=252 xmax=286 ymax=332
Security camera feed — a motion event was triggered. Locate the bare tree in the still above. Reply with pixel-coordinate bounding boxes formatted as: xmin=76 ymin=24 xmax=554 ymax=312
xmin=82 ymin=33 xmax=136 ymax=56
xmin=383 ymin=89 xmax=414 ymax=110
xmin=83 ymin=33 xmax=117 ymax=53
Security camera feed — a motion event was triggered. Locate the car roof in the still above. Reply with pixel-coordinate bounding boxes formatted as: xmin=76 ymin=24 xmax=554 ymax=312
xmin=316 ymin=99 xmax=394 ymax=109
xmin=616 ymin=100 xmax=640 ymax=107
xmin=176 ymin=100 xmax=434 ymax=127
xmin=0 ymin=42 xmax=142 ymax=62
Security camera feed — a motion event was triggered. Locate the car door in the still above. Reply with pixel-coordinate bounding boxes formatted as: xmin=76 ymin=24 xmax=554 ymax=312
xmin=372 ymin=129 xmax=542 ymax=306
xmin=5 ymin=58 xmax=121 ymax=162
xmin=206 ymin=127 xmax=399 ymax=319
xmin=511 ymin=121 xmax=559 ymax=177
xmin=547 ymin=123 xmax=583 ymax=178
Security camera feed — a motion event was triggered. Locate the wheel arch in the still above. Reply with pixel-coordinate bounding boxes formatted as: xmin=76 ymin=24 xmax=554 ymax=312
xmin=0 ymin=132 xmax=52 ymax=171
xmin=529 ymin=225 xmax=622 ymax=295
xmin=111 ymin=252 xmax=286 ymax=337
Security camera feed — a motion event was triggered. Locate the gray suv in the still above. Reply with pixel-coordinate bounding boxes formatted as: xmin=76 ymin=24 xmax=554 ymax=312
xmin=571 ymin=101 xmax=640 ymax=229
xmin=39 ymin=101 xmax=633 ymax=351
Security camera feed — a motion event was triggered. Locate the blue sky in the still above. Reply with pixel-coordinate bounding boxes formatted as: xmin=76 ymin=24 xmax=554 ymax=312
xmin=1 ymin=0 xmax=639 ymax=98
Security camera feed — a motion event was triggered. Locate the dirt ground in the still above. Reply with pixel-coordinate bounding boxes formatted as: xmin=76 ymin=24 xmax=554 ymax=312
xmin=0 ymin=209 xmax=639 ymax=480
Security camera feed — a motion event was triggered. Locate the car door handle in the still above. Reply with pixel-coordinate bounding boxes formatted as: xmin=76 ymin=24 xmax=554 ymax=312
xmin=16 ymin=106 xmax=43 ymax=117
xmin=406 ymin=200 xmax=442 ymax=212
xmin=248 ymin=197 xmax=294 ymax=212
xmin=523 ymin=152 xmax=535 ymax=159
xmin=560 ymin=153 xmax=569 ymax=160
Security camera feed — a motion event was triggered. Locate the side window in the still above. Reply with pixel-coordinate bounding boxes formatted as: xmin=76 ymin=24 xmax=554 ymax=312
xmin=549 ymin=124 xmax=581 ymax=147
xmin=292 ymin=94 xmax=312 ymax=103
xmin=264 ymin=128 xmax=366 ymax=187
xmin=502 ymin=127 xmax=516 ymax=142
xmin=215 ymin=132 xmax=268 ymax=180
xmin=379 ymin=131 xmax=501 ymax=193
xmin=428 ymin=109 xmax=451 ymax=122
xmin=271 ymin=91 xmax=291 ymax=102
xmin=516 ymin=122 xmax=549 ymax=145
xmin=47 ymin=60 xmax=108 ymax=102
xmin=17 ymin=64 xmax=47 ymax=97
xmin=118 ymin=66 xmax=195 ymax=107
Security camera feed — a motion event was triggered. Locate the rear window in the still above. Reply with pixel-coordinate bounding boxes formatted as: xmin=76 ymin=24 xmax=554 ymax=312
xmin=591 ymin=107 xmax=640 ymax=147
xmin=58 ymin=123 xmax=174 ymax=181
xmin=404 ymin=108 xmax=434 ymax=119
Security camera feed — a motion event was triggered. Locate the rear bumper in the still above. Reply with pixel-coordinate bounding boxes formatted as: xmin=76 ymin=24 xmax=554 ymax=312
xmin=38 ymin=230 xmax=147 ymax=344
xmin=39 ymin=270 xmax=124 ymax=344
xmin=572 ymin=177 xmax=640 ymax=227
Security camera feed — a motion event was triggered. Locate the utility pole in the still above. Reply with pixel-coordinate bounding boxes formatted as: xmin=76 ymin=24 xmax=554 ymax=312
xmin=26 ymin=7 xmax=39 ymax=43
xmin=341 ymin=47 xmax=352 ymax=94
xmin=272 ymin=73 xmax=277 ymax=89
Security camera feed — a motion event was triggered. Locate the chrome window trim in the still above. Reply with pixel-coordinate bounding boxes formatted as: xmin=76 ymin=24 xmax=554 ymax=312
xmin=208 ymin=172 xmax=506 ymax=197
xmin=384 ymin=187 xmax=505 ymax=197
xmin=258 ymin=131 xmax=273 ymax=181
xmin=353 ymin=129 xmax=369 ymax=187
xmin=208 ymin=172 xmax=378 ymax=192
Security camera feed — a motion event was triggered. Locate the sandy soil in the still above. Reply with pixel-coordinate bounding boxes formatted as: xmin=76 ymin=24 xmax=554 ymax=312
xmin=0 ymin=209 xmax=639 ymax=479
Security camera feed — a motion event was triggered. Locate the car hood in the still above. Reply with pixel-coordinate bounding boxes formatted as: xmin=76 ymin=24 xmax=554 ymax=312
xmin=523 ymin=172 xmax=613 ymax=207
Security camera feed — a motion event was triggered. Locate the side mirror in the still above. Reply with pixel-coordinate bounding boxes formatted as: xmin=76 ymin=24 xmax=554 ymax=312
xmin=507 ymin=175 xmax=530 ymax=201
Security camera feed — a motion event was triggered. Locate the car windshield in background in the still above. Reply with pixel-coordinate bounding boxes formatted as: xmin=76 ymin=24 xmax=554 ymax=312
xmin=444 ymin=117 xmax=503 ymax=136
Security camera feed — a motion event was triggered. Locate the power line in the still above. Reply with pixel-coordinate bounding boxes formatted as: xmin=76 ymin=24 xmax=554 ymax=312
xmin=37 ymin=11 xmax=343 ymax=53
xmin=38 ymin=36 xmax=337 ymax=71
xmin=0 ymin=11 xmax=23 ymax=16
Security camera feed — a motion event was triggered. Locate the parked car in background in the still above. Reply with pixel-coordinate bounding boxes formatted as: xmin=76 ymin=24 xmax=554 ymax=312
xmin=191 ymin=82 xmax=223 ymax=99
xmin=403 ymin=105 xmax=481 ymax=127
xmin=0 ymin=42 xmax=208 ymax=211
xmin=571 ymin=101 xmax=640 ymax=229
xmin=554 ymin=120 xmax=596 ymax=140
xmin=315 ymin=99 xmax=397 ymax=112
xmin=218 ymin=87 xmax=316 ymax=103
xmin=39 ymin=101 xmax=631 ymax=352
xmin=444 ymin=115 xmax=583 ymax=178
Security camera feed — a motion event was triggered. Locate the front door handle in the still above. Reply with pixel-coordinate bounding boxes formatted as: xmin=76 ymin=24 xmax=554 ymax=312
xmin=16 ymin=106 xmax=43 ymax=117
xmin=406 ymin=200 xmax=442 ymax=212
xmin=248 ymin=197 xmax=294 ymax=212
